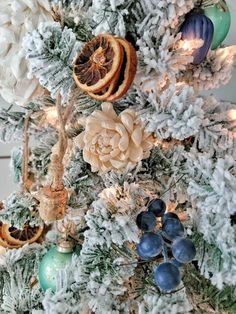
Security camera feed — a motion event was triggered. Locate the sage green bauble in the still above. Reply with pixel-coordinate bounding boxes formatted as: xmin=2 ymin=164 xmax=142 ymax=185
xmin=204 ymin=0 xmax=231 ymax=50
xmin=39 ymin=241 xmax=78 ymax=292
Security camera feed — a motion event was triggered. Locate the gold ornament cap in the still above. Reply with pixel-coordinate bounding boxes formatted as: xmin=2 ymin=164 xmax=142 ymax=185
xmin=57 ymin=239 xmax=74 ymax=253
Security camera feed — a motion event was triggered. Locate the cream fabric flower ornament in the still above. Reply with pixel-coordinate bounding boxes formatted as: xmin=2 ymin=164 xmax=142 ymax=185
xmin=76 ymin=103 xmax=154 ymax=173
xmin=0 ymin=0 xmax=53 ymax=105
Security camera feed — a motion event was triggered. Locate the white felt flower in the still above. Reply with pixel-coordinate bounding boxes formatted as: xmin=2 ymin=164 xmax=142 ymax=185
xmin=76 ymin=102 xmax=154 ymax=173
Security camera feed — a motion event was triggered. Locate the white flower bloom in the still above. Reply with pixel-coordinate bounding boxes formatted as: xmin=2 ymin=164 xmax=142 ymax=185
xmin=76 ymin=102 xmax=154 ymax=173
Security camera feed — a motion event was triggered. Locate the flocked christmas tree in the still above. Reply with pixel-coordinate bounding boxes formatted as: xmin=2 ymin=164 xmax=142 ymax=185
xmin=0 ymin=0 xmax=236 ymax=313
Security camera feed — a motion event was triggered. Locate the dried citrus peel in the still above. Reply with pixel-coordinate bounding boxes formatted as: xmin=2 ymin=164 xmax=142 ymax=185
xmin=73 ymin=34 xmax=123 ymax=93
xmin=1 ymin=223 xmax=43 ymax=246
xmin=87 ymin=42 xmax=125 ymax=101
xmin=106 ymin=37 xmax=137 ymax=101
xmin=73 ymin=34 xmax=137 ymax=101
xmin=0 ymin=223 xmax=21 ymax=248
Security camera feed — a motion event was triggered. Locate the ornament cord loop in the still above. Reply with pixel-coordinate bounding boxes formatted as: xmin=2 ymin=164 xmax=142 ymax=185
xmin=50 ymin=94 xmax=70 ymax=191
xmin=38 ymin=94 xmax=76 ymax=221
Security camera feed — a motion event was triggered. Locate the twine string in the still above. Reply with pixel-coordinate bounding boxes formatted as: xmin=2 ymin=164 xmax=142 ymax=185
xmin=49 ymin=94 xmax=75 ymax=192
xmin=21 ymin=93 xmax=76 ymax=193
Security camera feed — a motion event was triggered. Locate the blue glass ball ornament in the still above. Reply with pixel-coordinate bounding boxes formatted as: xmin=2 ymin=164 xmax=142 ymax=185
xmin=136 ymin=211 xmax=156 ymax=232
xmin=180 ymin=12 xmax=214 ymax=64
xmin=137 ymin=232 xmax=163 ymax=260
xmin=148 ymin=198 xmax=166 ymax=217
xmin=171 ymin=237 xmax=196 ymax=264
xmin=39 ymin=240 xmax=78 ymax=292
xmin=161 ymin=212 xmax=179 ymax=225
xmin=154 ymin=262 xmax=181 ymax=291
xmin=162 ymin=218 xmax=184 ymax=241
xmin=171 ymin=258 xmax=184 ymax=268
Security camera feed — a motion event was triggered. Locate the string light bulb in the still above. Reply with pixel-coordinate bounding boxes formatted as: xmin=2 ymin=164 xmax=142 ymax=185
xmin=44 ymin=106 xmax=58 ymax=127
xmin=179 ymin=39 xmax=204 ymax=52
xmin=227 ymin=109 xmax=236 ymax=121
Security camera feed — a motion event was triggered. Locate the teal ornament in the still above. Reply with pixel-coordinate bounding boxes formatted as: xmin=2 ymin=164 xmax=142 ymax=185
xmin=39 ymin=240 xmax=77 ymax=291
xmin=204 ymin=0 xmax=231 ymax=50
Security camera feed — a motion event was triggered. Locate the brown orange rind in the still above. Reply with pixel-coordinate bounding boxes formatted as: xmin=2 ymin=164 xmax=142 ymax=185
xmin=106 ymin=37 xmax=137 ymax=101
xmin=0 ymin=223 xmax=21 ymax=248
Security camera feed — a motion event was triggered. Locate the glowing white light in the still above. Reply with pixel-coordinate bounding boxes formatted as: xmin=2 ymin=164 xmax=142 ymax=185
xmin=179 ymin=39 xmax=204 ymax=51
xmin=227 ymin=109 xmax=236 ymax=121
xmin=44 ymin=106 xmax=58 ymax=126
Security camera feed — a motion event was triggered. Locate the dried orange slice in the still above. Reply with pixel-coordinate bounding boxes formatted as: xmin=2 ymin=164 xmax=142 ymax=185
xmin=106 ymin=37 xmax=137 ymax=101
xmin=88 ymin=37 xmax=137 ymax=102
xmin=87 ymin=44 xmax=124 ymax=101
xmin=0 ymin=222 xmax=21 ymax=249
xmin=1 ymin=223 xmax=44 ymax=246
xmin=73 ymin=34 xmax=123 ymax=93
xmin=0 ymin=238 xmax=21 ymax=249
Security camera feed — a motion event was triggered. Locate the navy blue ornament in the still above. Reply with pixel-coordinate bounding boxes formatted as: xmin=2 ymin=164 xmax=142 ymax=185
xmin=162 ymin=218 xmax=184 ymax=241
xmin=154 ymin=262 xmax=181 ymax=291
xmin=137 ymin=232 xmax=163 ymax=260
xmin=172 ymin=237 xmax=196 ymax=264
xmin=171 ymin=258 xmax=184 ymax=268
xmin=161 ymin=212 xmax=179 ymax=225
xmin=136 ymin=211 xmax=156 ymax=232
xmin=148 ymin=199 xmax=166 ymax=217
xmin=181 ymin=13 xmax=214 ymax=65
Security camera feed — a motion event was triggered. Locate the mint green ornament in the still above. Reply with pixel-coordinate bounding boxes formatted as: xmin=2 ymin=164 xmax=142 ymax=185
xmin=39 ymin=240 xmax=77 ymax=291
xmin=204 ymin=0 xmax=231 ymax=50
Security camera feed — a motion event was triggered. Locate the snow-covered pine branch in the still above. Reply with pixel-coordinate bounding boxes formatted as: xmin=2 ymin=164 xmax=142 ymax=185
xmin=23 ymin=22 xmax=82 ymax=102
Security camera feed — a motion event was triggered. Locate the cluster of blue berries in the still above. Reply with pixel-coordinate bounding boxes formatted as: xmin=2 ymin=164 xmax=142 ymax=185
xmin=136 ymin=199 xmax=196 ymax=291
